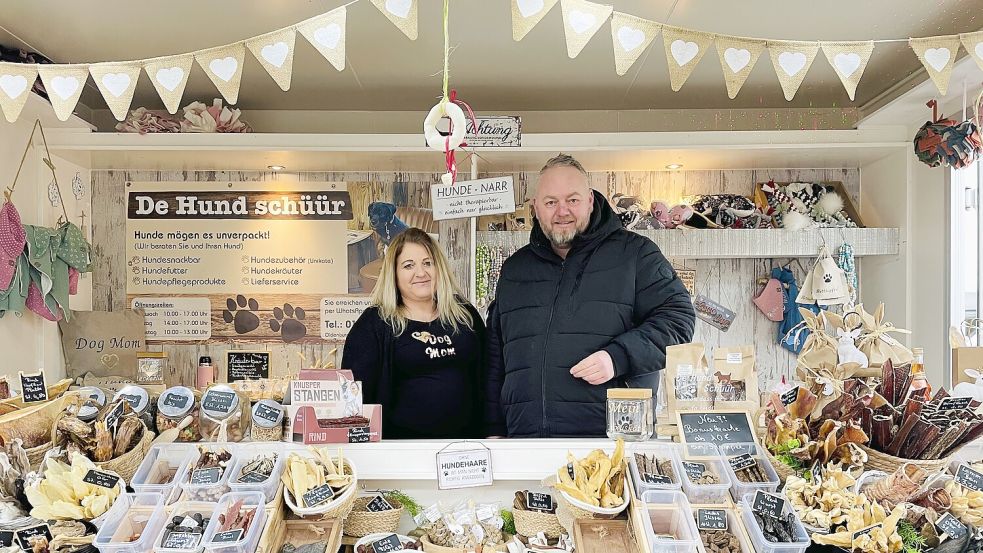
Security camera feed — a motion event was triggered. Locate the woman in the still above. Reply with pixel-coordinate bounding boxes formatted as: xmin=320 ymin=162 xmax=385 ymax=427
xmin=342 ymin=228 xmax=486 ymax=439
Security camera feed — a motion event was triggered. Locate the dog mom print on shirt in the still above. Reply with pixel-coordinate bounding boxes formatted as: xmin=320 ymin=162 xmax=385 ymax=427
xmin=412 ymin=331 xmax=457 ymax=359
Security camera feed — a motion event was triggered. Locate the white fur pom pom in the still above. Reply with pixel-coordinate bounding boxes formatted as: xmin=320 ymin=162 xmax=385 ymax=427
xmin=818 ymin=191 xmax=844 ymax=215
xmin=783 ymin=210 xmax=812 ymax=231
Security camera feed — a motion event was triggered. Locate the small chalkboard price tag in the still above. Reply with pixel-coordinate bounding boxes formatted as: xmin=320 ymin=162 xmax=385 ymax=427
xmin=0 ymin=531 xmax=12 ymax=548
xmin=697 ymin=509 xmax=728 ymax=531
xmin=163 ymin=392 xmax=189 ymax=410
xmin=751 ymin=491 xmax=786 ymax=520
xmin=103 ymin=400 xmax=125 ymax=433
xmin=254 ymin=402 xmax=282 ymax=425
xmin=190 ymin=467 xmax=222 ymax=485
xmin=119 ymin=393 xmax=142 ymax=409
xmin=956 ymin=464 xmax=983 ymax=492
xmin=202 ymin=390 xmax=236 ymax=413
xmin=682 ymin=461 xmax=707 ymax=481
xmin=302 ymin=483 xmax=336 ymax=508
xmin=939 ymin=396 xmax=974 ymax=411
xmin=18 ymin=371 xmax=47 ymax=404
xmin=642 ymin=473 xmax=674 ymax=485
xmin=936 ymin=513 xmax=968 ymax=539
xmin=526 ymin=492 xmax=554 ymax=513
xmin=210 ymin=529 xmax=244 ymax=544
xmin=852 ymin=523 xmax=883 ymax=545
xmin=227 ymin=351 xmax=271 ymax=382
xmin=15 ymin=525 xmax=52 ymax=551
xmin=780 ymin=387 xmax=800 ymax=407
xmin=728 ymin=453 xmax=756 ymax=472
xmin=366 ymin=495 xmax=394 ymax=512
xmin=162 ymin=532 xmax=200 ymax=549
xmin=83 ymin=469 xmax=120 ymax=489
xmin=237 ymin=470 xmax=270 ymax=484
xmin=348 ymin=426 xmax=371 ymax=443
xmin=370 ymin=533 xmax=403 ymax=553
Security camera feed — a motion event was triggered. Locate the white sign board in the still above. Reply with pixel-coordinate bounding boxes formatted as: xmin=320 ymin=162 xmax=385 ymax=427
xmin=132 ymin=297 xmax=212 ymax=340
xmin=436 ymin=446 xmax=494 ymax=489
xmin=431 ymin=177 xmax=516 ymax=221
xmin=465 ymin=116 xmax=521 ymax=147
xmin=321 ymin=295 xmax=373 ymax=341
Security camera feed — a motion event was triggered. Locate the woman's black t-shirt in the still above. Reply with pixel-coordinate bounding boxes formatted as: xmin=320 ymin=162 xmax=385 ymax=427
xmin=386 ymin=317 xmax=479 ymax=439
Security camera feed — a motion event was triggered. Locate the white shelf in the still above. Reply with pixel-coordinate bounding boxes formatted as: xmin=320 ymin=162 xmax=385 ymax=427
xmin=478 ymin=228 xmax=900 ymax=258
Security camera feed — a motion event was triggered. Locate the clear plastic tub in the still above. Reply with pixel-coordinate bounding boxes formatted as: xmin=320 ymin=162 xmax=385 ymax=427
xmin=180 ymin=443 xmax=239 ymax=502
xmin=202 ymin=492 xmax=268 ymax=553
xmin=155 ymin=500 xmax=218 ymax=553
xmin=93 ymin=492 xmax=168 ymax=553
xmin=629 ymin=443 xmax=684 ymax=494
xmin=227 ymin=443 xmax=284 ymax=503
xmin=738 ymin=492 xmax=811 ymax=553
xmin=678 ymin=443 xmax=732 ymax=505
xmin=132 ymin=444 xmax=197 ymax=504
xmin=719 ymin=443 xmax=780 ymax=502
xmin=691 ymin=508 xmax=753 ymax=553
xmin=639 ymin=490 xmax=701 ymax=553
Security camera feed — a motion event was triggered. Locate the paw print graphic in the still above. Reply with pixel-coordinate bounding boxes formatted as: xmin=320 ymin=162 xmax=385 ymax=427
xmin=617 ymin=414 xmax=635 ymax=432
xmin=222 ymin=295 xmax=260 ymax=334
xmin=823 ymin=273 xmax=833 ymax=284
xmin=271 ymin=303 xmax=307 ymax=342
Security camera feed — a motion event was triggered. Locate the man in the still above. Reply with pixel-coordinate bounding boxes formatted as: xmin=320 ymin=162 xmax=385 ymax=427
xmin=485 ymin=154 xmax=696 ymax=438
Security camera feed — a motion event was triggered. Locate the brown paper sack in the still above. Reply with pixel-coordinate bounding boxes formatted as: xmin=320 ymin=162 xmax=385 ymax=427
xmin=59 ymin=309 xmax=147 ymax=380
xmin=853 ymin=303 xmax=913 ymax=366
xmin=663 ymin=342 xmax=711 ymax=421
xmin=793 ymin=308 xmax=840 ymax=369
xmin=952 ymin=347 xmax=983 ymax=386
xmin=711 ymin=345 xmax=760 ymax=412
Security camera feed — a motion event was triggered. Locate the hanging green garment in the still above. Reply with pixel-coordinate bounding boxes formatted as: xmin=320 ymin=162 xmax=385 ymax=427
xmin=0 ymin=253 xmax=28 ymax=317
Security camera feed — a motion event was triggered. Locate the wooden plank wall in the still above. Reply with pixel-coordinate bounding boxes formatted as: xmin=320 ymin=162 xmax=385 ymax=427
xmin=92 ymin=168 xmax=858 ymax=392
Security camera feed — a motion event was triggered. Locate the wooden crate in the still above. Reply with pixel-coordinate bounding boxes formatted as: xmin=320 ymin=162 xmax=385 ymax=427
xmin=753 ymin=181 xmax=864 ymax=228
xmin=256 ymin=486 xmax=285 ymax=553
xmin=272 ymin=517 xmax=343 ymax=552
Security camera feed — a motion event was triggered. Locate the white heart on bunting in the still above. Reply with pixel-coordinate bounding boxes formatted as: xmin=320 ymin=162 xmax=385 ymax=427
xmin=314 ymin=24 xmax=342 ymax=49
xmin=617 ymin=26 xmax=645 ymax=52
xmin=517 ymin=0 xmax=544 ymax=18
xmin=833 ymin=52 xmax=862 ymax=77
xmin=155 ymin=67 xmax=184 ymax=92
xmin=100 ymin=73 xmax=131 ymax=97
xmin=0 ymin=74 xmax=27 ymax=99
xmin=671 ymin=40 xmax=699 ymax=66
xmin=976 ymin=42 xmax=983 ymax=59
xmin=209 ymin=57 xmax=238 ymax=82
xmin=261 ymin=42 xmax=290 ymax=68
xmin=724 ymin=48 xmax=751 ymax=72
xmin=51 ymin=76 xmax=80 ymax=100
xmin=385 ymin=0 xmax=412 ymax=18
xmin=924 ymin=47 xmax=951 ymax=71
xmin=778 ymin=51 xmax=807 ymax=76
xmin=568 ymin=10 xmax=595 ymax=34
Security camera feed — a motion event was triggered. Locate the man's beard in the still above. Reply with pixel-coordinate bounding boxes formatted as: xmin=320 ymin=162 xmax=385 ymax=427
xmin=545 ymin=220 xmax=587 ymax=247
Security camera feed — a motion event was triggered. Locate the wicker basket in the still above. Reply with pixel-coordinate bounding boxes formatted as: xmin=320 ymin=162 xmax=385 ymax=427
xmin=513 ymin=507 xmax=564 ymax=539
xmin=859 ymin=445 xmax=950 ymax=475
xmin=344 ymin=496 xmax=405 ymax=537
xmin=763 ymin=449 xmax=800 ymax=483
xmin=95 ymin=427 xmax=155 ymax=483
xmin=0 ymin=393 xmax=77 ymax=451
xmin=420 ymin=536 xmax=511 ymax=553
xmin=0 ymin=378 xmax=73 ymax=416
xmin=284 ymin=459 xmax=358 ymax=521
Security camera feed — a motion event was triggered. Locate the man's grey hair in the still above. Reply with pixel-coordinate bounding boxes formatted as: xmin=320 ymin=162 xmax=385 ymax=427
xmin=539 ymin=153 xmax=588 ymax=176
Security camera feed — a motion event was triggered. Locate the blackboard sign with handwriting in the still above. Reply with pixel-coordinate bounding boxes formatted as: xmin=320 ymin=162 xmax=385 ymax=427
xmin=676 ymin=410 xmax=756 ymax=447
xmin=697 ymin=509 xmax=728 ymax=531
xmin=751 ymin=491 xmax=786 ymax=519
xmin=227 ymin=351 xmax=270 ymax=382
xmin=19 ymin=370 xmax=47 ymax=403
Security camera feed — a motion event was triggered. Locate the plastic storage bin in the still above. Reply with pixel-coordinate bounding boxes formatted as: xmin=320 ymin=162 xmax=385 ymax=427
xmin=227 ymin=443 xmax=284 ymax=503
xmin=678 ymin=443 xmax=732 ymax=505
xmin=180 ymin=443 xmax=239 ymax=502
xmin=691 ymin=508 xmax=753 ymax=553
xmin=719 ymin=442 xmax=780 ymax=501
xmin=202 ymin=492 xmax=268 ymax=553
xmin=629 ymin=443 xmax=684 ymax=494
xmin=739 ymin=492 xmax=811 ymax=553
xmin=638 ymin=490 xmax=701 ymax=553
xmin=132 ymin=444 xmax=197 ymax=504
xmin=154 ymin=500 xmax=218 ymax=553
xmin=93 ymin=492 xmax=168 ymax=553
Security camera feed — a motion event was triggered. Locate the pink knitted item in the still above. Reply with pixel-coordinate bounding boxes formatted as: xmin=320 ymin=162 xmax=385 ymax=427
xmin=26 ymin=281 xmax=62 ymax=321
xmin=0 ymin=202 xmax=26 ymax=290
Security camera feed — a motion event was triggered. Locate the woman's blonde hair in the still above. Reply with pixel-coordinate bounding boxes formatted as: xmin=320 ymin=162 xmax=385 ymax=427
xmin=371 ymin=228 xmax=473 ymax=336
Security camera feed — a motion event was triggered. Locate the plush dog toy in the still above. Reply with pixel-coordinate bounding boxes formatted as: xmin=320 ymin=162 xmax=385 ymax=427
xmin=368 ymin=202 xmax=409 ymax=245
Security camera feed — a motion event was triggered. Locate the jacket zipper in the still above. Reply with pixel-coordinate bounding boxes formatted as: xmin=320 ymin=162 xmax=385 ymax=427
xmin=540 ymin=260 xmax=564 ymax=437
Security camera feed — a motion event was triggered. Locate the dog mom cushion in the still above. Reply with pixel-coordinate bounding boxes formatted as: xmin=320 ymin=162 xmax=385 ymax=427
xmin=58 ymin=309 xmax=147 ymax=380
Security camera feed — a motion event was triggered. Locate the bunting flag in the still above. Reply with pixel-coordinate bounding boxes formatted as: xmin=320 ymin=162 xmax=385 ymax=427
xmin=370 ymin=0 xmax=418 ymax=40
xmin=246 ymin=29 xmax=298 ymax=91
xmin=910 ymin=35 xmax=962 ymax=95
xmin=511 ymin=0 xmax=559 ymax=41
xmin=298 ymin=7 xmax=348 ymax=72
xmin=195 ymin=43 xmax=247 ymax=105
xmin=144 ymin=54 xmax=194 ymax=114
xmin=37 ymin=65 xmax=89 ymax=121
xmin=767 ymin=40 xmax=820 ymax=101
xmin=820 ymin=41 xmax=874 ymax=101
xmin=88 ymin=63 xmax=141 ymax=121
xmin=559 ymin=0 xmax=613 ymax=59
xmin=960 ymin=31 xmax=983 ymax=73
xmin=610 ymin=12 xmax=660 ymax=76
xmin=714 ymin=35 xmax=765 ymax=99
xmin=0 ymin=63 xmax=38 ymax=123
xmin=662 ymin=25 xmax=715 ymax=92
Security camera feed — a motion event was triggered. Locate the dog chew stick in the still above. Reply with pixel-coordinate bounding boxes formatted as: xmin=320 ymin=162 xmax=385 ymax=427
xmin=861 ymin=407 xmax=873 ymax=437
xmin=881 ymin=359 xmax=896 ymax=406
xmin=922 ymin=421 xmax=970 ymax=460
xmin=931 ymin=388 xmax=950 ymax=402
xmin=899 ymin=418 xmax=940 ymax=459
xmin=903 ymin=399 xmax=924 ymax=423
xmin=894 ymin=364 xmax=913 ymax=406
xmin=872 ymin=415 xmax=894 ymax=451
xmin=942 ymin=419 xmax=983 ymax=458
xmin=886 ymin=414 xmax=920 ymax=457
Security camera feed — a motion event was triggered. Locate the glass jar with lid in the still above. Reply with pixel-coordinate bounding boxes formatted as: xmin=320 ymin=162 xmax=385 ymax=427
xmin=113 ymin=385 xmax=156 ymax=433
xmin=606 ymin=388 xmax=653 ymax=441
xmin=250 ymin=399 xmax=284 ymax=442
xmin=200 ymin=385 xmax=250 ymax=442
xmin=156 ymin=386 xmax=202 ymax=441
xmin=75 ymin=386 xmax=106 ymax=423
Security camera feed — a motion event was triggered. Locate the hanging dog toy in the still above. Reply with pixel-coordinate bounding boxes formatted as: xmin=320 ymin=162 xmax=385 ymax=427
xmin=422 ymin=0 xmax=475 ymax=186
xmin=913 ymin=99 xmax=982 ymax=169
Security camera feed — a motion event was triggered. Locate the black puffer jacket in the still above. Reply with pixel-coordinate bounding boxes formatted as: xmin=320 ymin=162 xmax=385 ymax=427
xmin=485 ymin=190 xmax=696 ymax=438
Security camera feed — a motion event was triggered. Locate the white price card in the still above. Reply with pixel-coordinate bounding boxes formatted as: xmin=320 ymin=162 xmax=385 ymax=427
xmin=132 ymin=297 xmax=211 ymax=340
xmin=436 ymin=443 xmax=494 ymax=490
xmin=431 ymin=177 xmax=516 ymax=221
